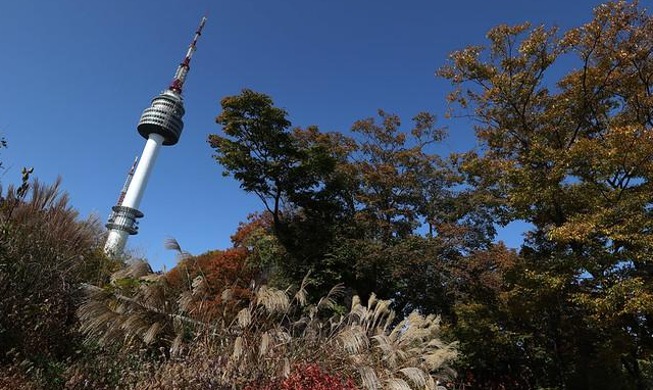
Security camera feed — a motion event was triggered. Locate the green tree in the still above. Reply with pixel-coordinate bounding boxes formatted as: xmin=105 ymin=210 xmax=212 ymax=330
xmin=209 ymin=89 xmax=296 ymax=229
xmin=209 ymin=90 xmax=487 ymax=319
xmin=209 ymin=89 xmax=360 ymax=295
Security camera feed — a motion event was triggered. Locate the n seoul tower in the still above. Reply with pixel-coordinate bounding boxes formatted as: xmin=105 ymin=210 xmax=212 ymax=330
xmin=104 ymin=16 xmax=207 ymax=255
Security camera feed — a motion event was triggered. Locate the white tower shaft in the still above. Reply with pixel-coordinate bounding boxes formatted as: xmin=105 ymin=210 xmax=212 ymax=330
xmin=121 ymin=133 xmax=164 ymax=209
xmin=104 ymin=133 xmax=164 ymax=254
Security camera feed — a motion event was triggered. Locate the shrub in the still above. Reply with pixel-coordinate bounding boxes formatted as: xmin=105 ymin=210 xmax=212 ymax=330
xmin=245 ymin=364 xmax=359 ymax=390
xmin=0 ymin=177 xmax=117 ymax=387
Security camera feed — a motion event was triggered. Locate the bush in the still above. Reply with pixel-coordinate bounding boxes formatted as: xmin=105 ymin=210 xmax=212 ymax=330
xmin=0 ymin=177 xmax=118 ymax=387
xmin=245 ymin=364 xmax=358 ymax=390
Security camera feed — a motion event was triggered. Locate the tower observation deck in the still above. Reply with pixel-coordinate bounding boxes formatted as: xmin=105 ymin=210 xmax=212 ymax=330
xmin=104 ymin=16 xmax=207 ymax=256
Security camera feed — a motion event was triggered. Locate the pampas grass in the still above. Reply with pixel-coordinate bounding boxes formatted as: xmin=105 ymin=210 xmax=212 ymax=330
xmin=77 ymin=262 xmax=458 ymax=389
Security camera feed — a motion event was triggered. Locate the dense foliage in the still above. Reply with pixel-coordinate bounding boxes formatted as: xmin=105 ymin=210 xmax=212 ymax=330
xmin=438 ymin=2 xmax=653 ymax=388
xmin=2 ymin=2 xmax=652 ymax=389
xmin=207 ymin=2 xmax=653 ymax=389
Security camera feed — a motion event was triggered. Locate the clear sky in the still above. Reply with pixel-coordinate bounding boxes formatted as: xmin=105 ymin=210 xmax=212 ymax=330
xmin=0 ymin=0 xmax=616 ymax=270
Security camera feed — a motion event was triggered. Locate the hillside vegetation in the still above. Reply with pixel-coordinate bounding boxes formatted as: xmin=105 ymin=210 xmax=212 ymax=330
xmin=1 ymin=2 xmax=653 ymax=389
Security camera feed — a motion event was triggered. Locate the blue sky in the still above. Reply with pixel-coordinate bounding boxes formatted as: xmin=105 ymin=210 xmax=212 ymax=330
xmin=0 ymin=0 xmax=614 ymax=270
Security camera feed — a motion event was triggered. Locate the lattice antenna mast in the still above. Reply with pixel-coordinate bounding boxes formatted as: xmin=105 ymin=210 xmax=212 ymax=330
xmin=116 ymin=156 xmax=139 ymax=206
xmin=104 ymin=16 xmax=207 ymax=256
xmin=169 ymin=16 xmax=207 ymax=94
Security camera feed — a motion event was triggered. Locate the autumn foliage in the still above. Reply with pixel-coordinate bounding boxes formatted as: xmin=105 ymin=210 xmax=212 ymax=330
xmin=163 ymin=247 xmax=255 ymax=322
xmin=4 ymin=2 xmax=653 ymax=390
xmin=245 ymin=364 xmax=359 ymax=390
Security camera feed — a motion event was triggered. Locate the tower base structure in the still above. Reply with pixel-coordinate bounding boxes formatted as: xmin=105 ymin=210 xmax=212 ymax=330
xmin=105 ymin=206 xmax=143 ymax=255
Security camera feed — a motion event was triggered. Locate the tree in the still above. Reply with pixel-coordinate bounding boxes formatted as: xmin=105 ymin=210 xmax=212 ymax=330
xmin=209 ymin=90 xmax=361 ymax=296
xmin=209 ymin=90 xmax=483 ymax=318
xmin=351 ymin=110 xmax=452 ymax=241
xmin=439 ymin=1 xmax=653 ymax=388
xmin=209 ymin=89 xmax=296 ymax=229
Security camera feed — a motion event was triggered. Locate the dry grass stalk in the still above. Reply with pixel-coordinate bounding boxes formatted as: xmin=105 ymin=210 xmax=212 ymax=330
xmin=77 ymin=263 xmax=458 ymax=389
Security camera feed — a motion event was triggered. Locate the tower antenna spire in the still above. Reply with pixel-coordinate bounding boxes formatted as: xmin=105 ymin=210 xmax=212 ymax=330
xmin=169 ymin=16 xmax=207 ymax=94
xmin=104 ymin=16 xmax=207 ymax=256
